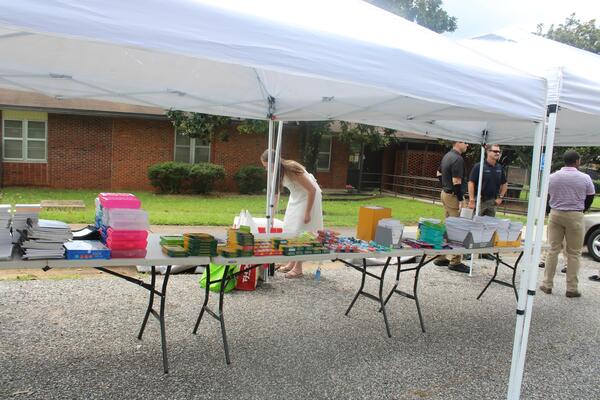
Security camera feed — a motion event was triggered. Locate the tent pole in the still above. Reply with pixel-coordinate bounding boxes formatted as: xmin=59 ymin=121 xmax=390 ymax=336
xmin=469 ymin=140 xmax=486 ymax=276
xmin=267 ymin=121 xmax=284 ymax=231
xmin=509 ymin=105 xmax=558 ymax=400
xmin=506 ymin=121 xmax=545 ymax=399
xmin=266 ymin=120 xmax=274 ymax=219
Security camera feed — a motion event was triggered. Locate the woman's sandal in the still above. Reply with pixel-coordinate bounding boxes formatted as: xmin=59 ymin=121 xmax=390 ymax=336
xmin=276 ymin=264 xmax=294 ymax=273
xmin=284 ymin=269 xmax=304 ymax=279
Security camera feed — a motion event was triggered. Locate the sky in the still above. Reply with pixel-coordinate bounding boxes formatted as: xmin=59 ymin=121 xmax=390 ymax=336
xmin=442 ymin=0 xmax=599 ymax=38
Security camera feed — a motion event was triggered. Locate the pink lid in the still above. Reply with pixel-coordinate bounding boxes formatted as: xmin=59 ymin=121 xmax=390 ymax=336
xmin=98 ymin=193 xmax=141 ymax=209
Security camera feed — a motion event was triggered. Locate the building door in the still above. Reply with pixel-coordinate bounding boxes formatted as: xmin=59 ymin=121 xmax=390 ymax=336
xmin=361 ymin=147 xmax=384 ymax=190
xmin=346 ymin=142 xmax=362 ymax=188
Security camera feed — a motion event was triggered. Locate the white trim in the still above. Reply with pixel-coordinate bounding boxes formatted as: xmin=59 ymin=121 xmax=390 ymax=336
xmin=1 ymin=116 xmax=48 ymax=163
xmin=317 ymin=134 xmax=332 ymax=171
xmin=173 ymin=129 xmax=211 ymax=164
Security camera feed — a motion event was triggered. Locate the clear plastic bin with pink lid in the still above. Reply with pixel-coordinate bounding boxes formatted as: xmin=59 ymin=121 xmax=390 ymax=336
xmin=110 ymin=248 xmax=147 ymax=258
xmin=106 ymin=238 xmax=148 ymax=250
xmin=106 ymin=228 xmax=148 ymax=241
xmin=98 ymin=193 xmax=141 ymax=209
xmin=102 ymin=209 xmax=149 ymax=230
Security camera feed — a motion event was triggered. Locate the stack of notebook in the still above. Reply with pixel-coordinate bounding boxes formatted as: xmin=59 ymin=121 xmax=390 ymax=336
xmin=20 ymin=219 xmax=73 ymax=259
xmin=0 ymin=205 xmax=13 ymax=260
xmin=12 ymin=204 xmax=41 ymax=244
xmin=183 ymin=233 xmax=217 ymax=256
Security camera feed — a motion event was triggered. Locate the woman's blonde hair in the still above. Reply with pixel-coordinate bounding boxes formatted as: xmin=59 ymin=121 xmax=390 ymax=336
xmin=260 ymin=149 xmax=305 ymax=190
xmin=260 ymin=149 xmax=305 ymax=176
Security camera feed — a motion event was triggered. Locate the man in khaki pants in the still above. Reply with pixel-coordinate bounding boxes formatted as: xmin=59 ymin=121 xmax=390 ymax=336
xmin=540 ymin=150 xmax=595 ymax=297
xmin=434 ymin=141 xmax=470 ymax=273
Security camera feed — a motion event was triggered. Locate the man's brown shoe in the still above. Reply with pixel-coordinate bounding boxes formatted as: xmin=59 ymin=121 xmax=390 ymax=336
xmin=566 ymin=291 xmax=581 ymax=298
xmin=539 ymin=286 xmax=552 ymax=294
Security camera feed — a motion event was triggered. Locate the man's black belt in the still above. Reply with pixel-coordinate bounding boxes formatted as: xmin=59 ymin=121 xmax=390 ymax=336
xmin=442 ymin=189 xmax=453 ymax=194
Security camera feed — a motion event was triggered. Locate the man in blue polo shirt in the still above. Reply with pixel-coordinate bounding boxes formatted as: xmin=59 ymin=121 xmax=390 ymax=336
xmin=467 ymin=144 xmax=508 ymax=217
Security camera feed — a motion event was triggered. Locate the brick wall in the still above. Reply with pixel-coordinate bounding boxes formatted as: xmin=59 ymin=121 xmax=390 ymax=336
xmin=212 ymin=126 xmax=348 ymax=191
xmin=111 ymin=118 xmax=173 ymax=190
xmin=48 ymin=114 xmax=112 ymax=189
xmin=1 ymin=112 xmax=349 ymax=191
xmin=314 ymin=136 xmax=349 ymax=188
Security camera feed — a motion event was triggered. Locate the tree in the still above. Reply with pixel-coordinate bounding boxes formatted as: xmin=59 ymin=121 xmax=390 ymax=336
xmin=166 ymin=110 xmax=230 ymax=141
xmin=536 ymin=14 xmax=600 ymax=54
xmin=368 ymin=0 xmax=457 ymax=33
xmin=502 ymin=15 xmax=600 ymax=171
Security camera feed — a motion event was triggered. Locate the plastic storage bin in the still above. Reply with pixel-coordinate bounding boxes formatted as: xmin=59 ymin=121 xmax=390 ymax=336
xmin=102 ymin=208 xmax=149 ymax=230
xmin=106 ymin=228 xmax=148 ymax=241
xmin=98 ymin=193 xmax=141 ymax=209
xmin=106 ymin=238 xmax=148 ymax=250
xmin=446 ymin=217 xmax=496 ymax=248
xmin=417 ymin=218 xmax=445 ymax=248
xmin=110 ymin=248 xmax=147 ymax=258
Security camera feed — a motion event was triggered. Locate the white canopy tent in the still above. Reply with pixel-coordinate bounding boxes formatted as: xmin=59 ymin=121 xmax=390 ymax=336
xmin=0 ymin=1 xmax=553 ymax=399
xmin=462 ymin=29 xmax=600 ymax=400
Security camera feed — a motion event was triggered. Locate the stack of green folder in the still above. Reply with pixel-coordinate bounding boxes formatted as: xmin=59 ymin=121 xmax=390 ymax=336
xmin=184 ymin=233 xmax=218 ymax=256
xmin=160 ymin=235 xmax=184 ymax=246
xmin=161 ymin=245 xmax=188 ymax=257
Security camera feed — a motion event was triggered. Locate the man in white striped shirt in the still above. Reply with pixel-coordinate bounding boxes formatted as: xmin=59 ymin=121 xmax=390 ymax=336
xmin=540 ymin=150 xmax=595 ymax=298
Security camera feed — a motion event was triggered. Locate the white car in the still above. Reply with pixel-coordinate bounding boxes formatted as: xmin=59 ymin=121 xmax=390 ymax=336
xmin=585 ymin=212 xmax=600 ymax=261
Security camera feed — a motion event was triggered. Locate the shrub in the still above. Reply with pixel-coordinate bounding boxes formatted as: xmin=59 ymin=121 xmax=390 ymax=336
xmin=147 ymin=162 xmax=191 ymax=193
xmin=234 ymin=165 xmax=267 ymax=194
xmin=189 ymin=163 xmax=226 ymax=194
xmin=594 ymin=179 xmax=600 ymax=194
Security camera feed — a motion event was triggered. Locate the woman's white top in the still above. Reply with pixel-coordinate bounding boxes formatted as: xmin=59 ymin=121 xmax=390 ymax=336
xmin=282 ymin=170 xmax=323 ymax=234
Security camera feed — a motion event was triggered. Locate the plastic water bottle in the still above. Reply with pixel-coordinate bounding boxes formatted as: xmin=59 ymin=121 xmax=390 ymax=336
xmin=315 ymin=264 xmax=322 ymax=281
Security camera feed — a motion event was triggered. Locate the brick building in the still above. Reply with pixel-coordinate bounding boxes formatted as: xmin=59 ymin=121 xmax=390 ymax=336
xmin=0 ymin=89 xmax=350 ymax=192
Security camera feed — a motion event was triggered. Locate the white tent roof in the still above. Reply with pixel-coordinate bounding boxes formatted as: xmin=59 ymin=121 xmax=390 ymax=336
xmin=461 ymin=29 xmax=600 ymax=146
xmin=0 ymin=0 xmax=546 ymax=143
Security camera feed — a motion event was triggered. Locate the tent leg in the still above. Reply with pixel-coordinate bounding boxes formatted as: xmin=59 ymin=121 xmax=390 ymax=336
xmin=265 ymin=120 xmax=274 ymax=219
xmin=506 ymin=120 xmax=546 ymax=400
xmin=508 ymin=106 xmax=558 ymax=400
xmin=469 ymin=142 xmax=486 ymax=276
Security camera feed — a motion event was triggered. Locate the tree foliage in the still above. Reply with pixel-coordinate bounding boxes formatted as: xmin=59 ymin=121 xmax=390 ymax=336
xmin=166 ymin=110 xmax=230 ymax=141
xmin=501 ymin=15 xmax=600 ymax=171
xmin=368 ymin=0 xmax=457 ymax=33
xmin=536 ymin=13 xmax=600 ymax=54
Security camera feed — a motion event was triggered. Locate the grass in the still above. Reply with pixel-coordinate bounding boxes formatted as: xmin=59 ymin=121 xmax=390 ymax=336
xmin=0 ymin=187 xmax=449 ymax=226
xmin=0 ymin=187 xmax=529 ymax=226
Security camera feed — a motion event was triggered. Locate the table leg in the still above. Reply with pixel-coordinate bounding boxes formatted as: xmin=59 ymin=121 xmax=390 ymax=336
xmin=477 ymin=252 xmax=523 ymax=301
xmin=159 ymin=266 xmax=172 ymax=374
xmin=381 ymin=254 xmax=428 ymax=333
xmin=192 ymin=263 xmax=233 ymax=365
xmin=219 ymin=265 xmax=231 ymax=365
xmin=193 ymin=263 xmax=211 ymax=334
xmin=345 ymin=258 xmax=367 ymax=316
xmin=138 ymin=265 xmax=156 ymax=340
xmin=378 ymin=257 xmax=392 ymax=338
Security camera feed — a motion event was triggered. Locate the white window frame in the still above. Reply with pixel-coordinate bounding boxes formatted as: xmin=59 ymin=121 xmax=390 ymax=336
xmin=317 ymin=135 xmax=333 ymax=171
xmin=1 ymin=117 xmax=48 ymax=163
xmin=174 ymin=130 xmax=211 ymax=164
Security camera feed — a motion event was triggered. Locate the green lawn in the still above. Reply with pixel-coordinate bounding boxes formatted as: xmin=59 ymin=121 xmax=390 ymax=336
xmin=0 ymin=187 xmax=449 ymax=226
xmin=0 ymin=187 xmax=530 ymax=226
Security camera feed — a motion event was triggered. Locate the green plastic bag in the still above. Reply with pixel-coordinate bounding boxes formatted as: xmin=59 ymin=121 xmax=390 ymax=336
xmin=199 ymin=263 xmax=238 ymax=293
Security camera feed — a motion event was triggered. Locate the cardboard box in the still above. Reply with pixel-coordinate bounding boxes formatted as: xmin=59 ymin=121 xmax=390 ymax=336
xmin=356 ymin=206 xmax=392 ymax=241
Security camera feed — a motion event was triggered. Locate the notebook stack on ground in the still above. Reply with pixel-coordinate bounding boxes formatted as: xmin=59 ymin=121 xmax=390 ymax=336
xmin=0 ymin=205 xmax=13 ymax=260
xmin=20 ymin=219 xmax=73 ymax=259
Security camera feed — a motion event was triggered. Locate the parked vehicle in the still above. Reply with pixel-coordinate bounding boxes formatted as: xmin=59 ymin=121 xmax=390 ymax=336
xmin=584 ymin=212 xmax=600 ymax=262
